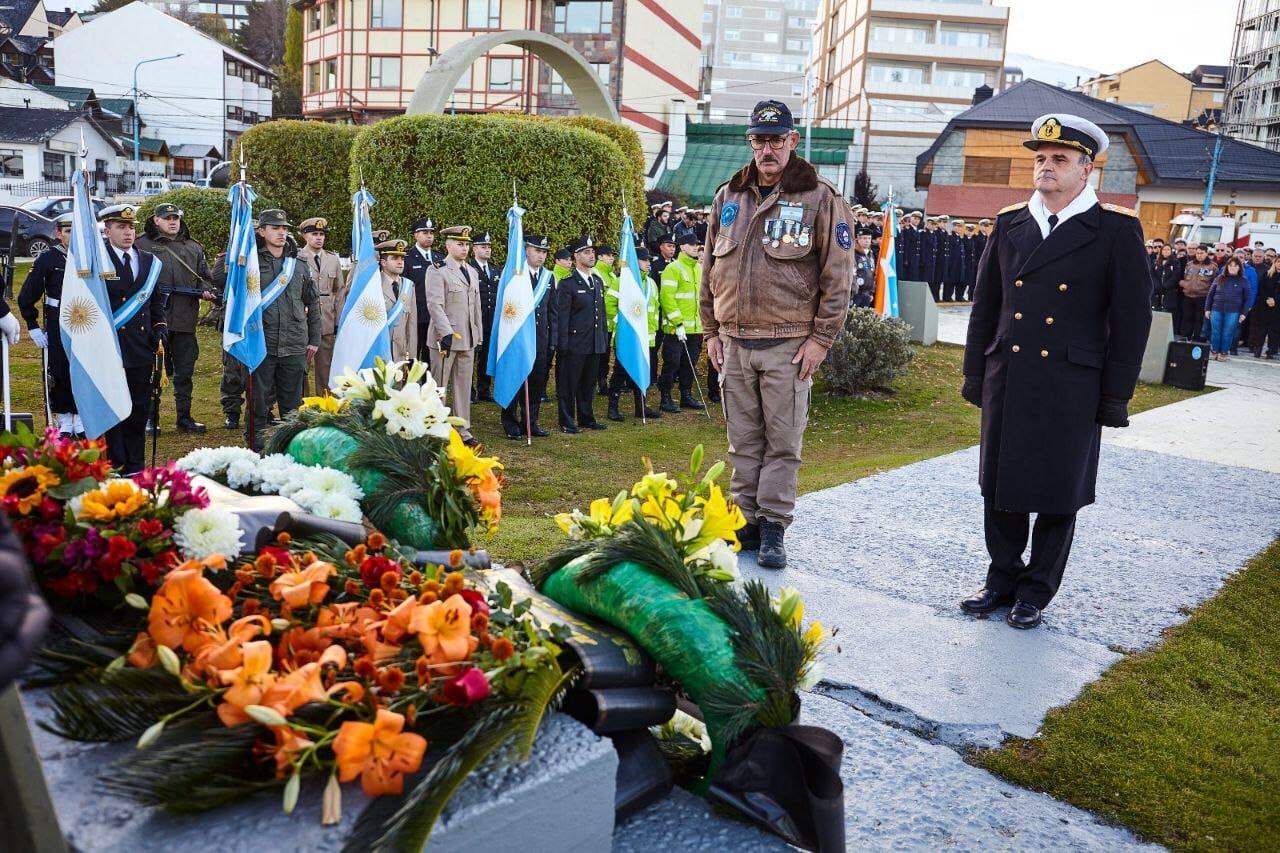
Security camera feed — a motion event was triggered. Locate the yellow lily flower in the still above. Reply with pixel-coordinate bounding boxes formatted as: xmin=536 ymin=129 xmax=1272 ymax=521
xmin=301 ymin=394 xmax=345 ymax=414
xmin=447 ymin=429 xmax=503 ymax=480
xmin=589 ymin=497 xmax=634 ymax=529
xmin=690 ymin=484 xmax=746 ymax=551
xmin=803 ymin=620 xmax=826 ymax=646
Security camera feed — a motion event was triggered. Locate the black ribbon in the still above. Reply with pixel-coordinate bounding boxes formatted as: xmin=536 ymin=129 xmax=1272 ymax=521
xmin=708 ymin=723 xmax=845 ymax=852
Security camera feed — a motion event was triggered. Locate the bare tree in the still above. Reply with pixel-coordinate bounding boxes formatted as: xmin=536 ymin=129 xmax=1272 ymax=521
xmin=238 ymin=0 xmax=289 ymax=69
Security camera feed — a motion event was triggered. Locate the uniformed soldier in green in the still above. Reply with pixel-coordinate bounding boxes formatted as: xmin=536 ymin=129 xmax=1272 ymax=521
xmin=213 ymin=209 xmax=320 ymax=449
xmin=658 ymin=231 xmax=706 ymax=413
xmin=604 ymin=246 xmax=661 ymax=421
xmin=136 ymin=202 xmax=215 ymax=434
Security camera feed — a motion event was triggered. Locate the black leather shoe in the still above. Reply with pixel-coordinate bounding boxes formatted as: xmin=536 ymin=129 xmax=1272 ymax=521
xmin=560 ymin=425 xmax=580 ymax=434
xmin=757 ymin=520 xmax=786 ymax=569
xmin=681 ymin=397 xmax=707 ymax=411
xmin=463 ymin=437 xmax=480 ymax=448
xmin=224 ymin=414 xmax=240 ymax=430
xmin=642 ymin=407 xmax=662 ymax=419
xmin=530 ymin=424 xmax=549 ymax=438
xmin=738 ymin=522 xmax=760 ymax=551
xmin=584 ymin=421 xmax=607 ymax=431
xmin=660 ymin=394 xmax=680 ymax=414
xmin=176 ymin=415 xmax=207 ymax=434
xmin=959 ymin=587 xmax=1014 ymax=614
xmin=1006 ymin=600 xmax=1043 ymax=629
xmin=505 ymin=431 xmax=523 ymax=440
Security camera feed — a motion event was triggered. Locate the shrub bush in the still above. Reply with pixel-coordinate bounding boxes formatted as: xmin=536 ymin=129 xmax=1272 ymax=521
xmin=137 ymin=188 xmax=279 ymax=262
xmin=820 ymin=308 xmax=915 ymax=396
xmin=230 ymin=120 xmax=361 ymax=255
xmin=349 ymin=113 xmax=646 ymax=260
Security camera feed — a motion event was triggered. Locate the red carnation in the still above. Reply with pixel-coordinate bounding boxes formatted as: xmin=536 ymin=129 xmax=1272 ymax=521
xmin=455 ymin=587 xmax=490 ymax=616
xmin=441 ymin=668 xmax=490 ymax=707
xmin=360 ymin=555 xmax=398 ymax=589
xmin=137 ymin=518 xmax=164 ymax=538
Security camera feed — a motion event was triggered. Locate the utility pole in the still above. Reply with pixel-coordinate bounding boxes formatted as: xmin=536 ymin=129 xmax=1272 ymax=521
xmin=131 ymin=53 xmax=183 ymax=192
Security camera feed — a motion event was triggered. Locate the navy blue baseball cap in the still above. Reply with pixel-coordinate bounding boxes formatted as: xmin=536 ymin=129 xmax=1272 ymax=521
xmin=747 ymin=100 xmax=794 ymax=136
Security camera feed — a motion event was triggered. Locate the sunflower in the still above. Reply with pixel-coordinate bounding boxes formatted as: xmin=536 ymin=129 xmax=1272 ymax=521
xmin=76 ymin=479 xmax=150 ymax=522
xmin=0 ymin=465 xmax=60 ymax=515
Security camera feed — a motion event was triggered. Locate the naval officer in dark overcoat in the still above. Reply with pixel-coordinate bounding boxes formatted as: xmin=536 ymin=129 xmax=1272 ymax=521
xmin=960 ymin=113 xmax=1152 ymax=629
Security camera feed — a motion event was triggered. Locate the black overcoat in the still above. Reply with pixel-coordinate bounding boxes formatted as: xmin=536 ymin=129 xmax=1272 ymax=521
xmin=552 ymin=268 xmax=607 ymax=355
xmin=105 ymin=243 xmax=166 ymax=370
xmin=964 ymin=201 xmax=1152 ymax=514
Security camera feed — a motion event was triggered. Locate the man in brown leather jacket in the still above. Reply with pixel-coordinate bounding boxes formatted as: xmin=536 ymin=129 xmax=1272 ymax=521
xmin=701 ymin=99 xmax=853 ymax=569
xmin=1178 ymin=245 xmax=1217 ymax=341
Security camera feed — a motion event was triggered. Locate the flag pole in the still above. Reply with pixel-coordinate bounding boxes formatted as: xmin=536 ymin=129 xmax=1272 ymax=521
xmin=240 ymin=147 xmax=256 ymax=451
xmin=523 ymin=380 xmax=531 ymax=446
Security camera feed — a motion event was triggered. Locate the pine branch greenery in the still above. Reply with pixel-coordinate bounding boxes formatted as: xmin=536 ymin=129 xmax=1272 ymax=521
xmin=573 ymin=519 xmax=706 ymax=599
xmin=43 ymin=667 xmax=196 ymax=743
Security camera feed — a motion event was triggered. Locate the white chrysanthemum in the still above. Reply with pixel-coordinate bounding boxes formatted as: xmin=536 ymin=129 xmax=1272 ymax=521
xmin=256 ymin=455 xmax=305 ymax=493
xmin=310 ymin=493 xmax=363 ymax=522
xmin=287 ymin=488 xmax=326 ymax=510
xmin=175 ymin=447 xmax=215 ymax=474
xmin=301 ymin=466 xmax=364 ymax=500
xmin=225 ymin=456 xmax=262 ymax=490
xmin=174 ymin=507 xmax=244 ymax=560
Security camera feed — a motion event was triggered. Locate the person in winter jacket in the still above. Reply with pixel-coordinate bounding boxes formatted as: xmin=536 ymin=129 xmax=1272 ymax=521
xmin=1150 ymin=244 xmax=1181 ymax=323
xmin=1178 ymin=246 xmax=1217 ymax=341
xmin=1249 ymin=257 xmax=1280 ymax=358
xmin=1204 ymin=256 xmax=1253 ymax=359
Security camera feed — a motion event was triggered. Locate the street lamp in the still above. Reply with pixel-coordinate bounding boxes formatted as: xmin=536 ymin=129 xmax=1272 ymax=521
xmin=132 ymin=53 xmax=183 ymax=192
xmin=1204 ymin=58 xmax=1270 ymax=216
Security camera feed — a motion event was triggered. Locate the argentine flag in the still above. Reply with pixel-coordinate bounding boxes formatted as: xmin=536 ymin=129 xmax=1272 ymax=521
xmin=329 ymin=187 xmax=390 ymax=386
xmin=615 ymin=214 xmax=650 ymax=391
xmin=486 ymin=203 xmax=540 ymax=408
xmin=223 ymin=182 xmax=266 ymax=370
xmin=58 ymin=166 xmax=130 ymax=439
xmin=873 ymin=203 xmax=899 ymax=318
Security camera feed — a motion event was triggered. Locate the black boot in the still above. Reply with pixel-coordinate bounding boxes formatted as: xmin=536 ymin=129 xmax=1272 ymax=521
xmin=758 ymin=520 xmax=787 ymax=569
xmin=224 ymin=413 xmax=240 ymax=430
xmin=176 ymin=411 xmax=207 ymax=434
xmin=660 ymin=390 xmax=680 ymax=414
xmin=634 ymin=391 xmax=661 ymax=419
xmin=680 ymin=392 xmax=706 ymax=411
xmin=607 ymin=392 xmax=624 ymax=422
xmin=738 ymin=522 xmax=760 ymax=551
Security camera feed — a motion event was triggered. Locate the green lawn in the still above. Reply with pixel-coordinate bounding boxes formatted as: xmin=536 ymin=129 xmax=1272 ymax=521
xmin=978 ymin=540 xmax=1280 ymax=851
xmin=6 ymin=261 xmax=1195 ymax=563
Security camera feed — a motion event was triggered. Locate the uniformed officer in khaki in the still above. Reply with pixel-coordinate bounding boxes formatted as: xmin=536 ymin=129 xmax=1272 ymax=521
xmin=702 ymin=99 xmax=853 ymax=570
xmin=371 ymin=238 xmax=418 ymax=361
xmin=425 ymin=225 xmax=483 ymax=445
xmin=296 ymin=217 xmax=345 ymax=395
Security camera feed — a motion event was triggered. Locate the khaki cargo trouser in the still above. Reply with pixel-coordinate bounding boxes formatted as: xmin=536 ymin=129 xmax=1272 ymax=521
xmin=430 ymin=346 xmax=475 ymax=441
xmin=312 ymin=333 xmax=336 ymax=397
xmin=721 ymin=336 xmax=811 ymax=527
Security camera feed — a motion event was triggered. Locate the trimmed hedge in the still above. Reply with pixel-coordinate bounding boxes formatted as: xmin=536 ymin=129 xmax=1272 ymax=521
xmin=137 ymin=187 xmax=280 ymax=262
xmin=348 ymin=113 xmax=646 ymax=261
xmin=520 ymin=114 xmax=646 ymax=188
xmin=230 ymin=120 xmax=361 ymax=255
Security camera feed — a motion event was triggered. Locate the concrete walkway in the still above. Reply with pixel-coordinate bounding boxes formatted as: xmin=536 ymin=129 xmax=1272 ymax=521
xmin=623 ymin=305 xmax=1280 ymax=850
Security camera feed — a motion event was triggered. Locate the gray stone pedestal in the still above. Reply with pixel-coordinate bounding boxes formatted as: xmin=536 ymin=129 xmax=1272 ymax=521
xmin=898 ymin=280 xmax=938 ymax=345
xmin=1140 ymin=311 xmax=1174 ymax=384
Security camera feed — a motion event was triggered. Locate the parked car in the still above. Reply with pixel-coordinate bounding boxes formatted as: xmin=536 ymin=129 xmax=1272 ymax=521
xmin=0 ymin=206 xmax=59 ymax=258
xmin=21 ymin=195 xmax=108 ymax=220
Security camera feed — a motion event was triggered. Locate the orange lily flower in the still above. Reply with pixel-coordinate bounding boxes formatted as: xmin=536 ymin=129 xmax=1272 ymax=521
xmin=260 ymin=662 xmax=328 ymax=717
xmin=194 ymin=614 xmax=271 ymax=675
xmin=220 ymin=640 xmax=276 ymax=709
xmin=126 ymin=631 xmax=157 ymax=669
xmin=381 ymin=595 xmax=418 ymax=644
xmin=332 ymin=709 xmax=428 ymax=796
xmin=148 ymin=561 xmax=234 ymax=653
xmin=269 ymin=560 xmax=334 ymax=609
xmin=266 ymin=726 xmax=315 ymax=778
xmin=410 ymin=596 xmax=478 ymax=665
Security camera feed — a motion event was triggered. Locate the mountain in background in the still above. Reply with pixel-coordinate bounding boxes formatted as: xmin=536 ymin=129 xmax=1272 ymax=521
xmin=1005 ymin=52 xmax=1101 ymax=90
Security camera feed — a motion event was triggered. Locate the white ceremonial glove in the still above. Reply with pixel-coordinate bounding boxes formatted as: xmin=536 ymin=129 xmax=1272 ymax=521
xmin=30 ymin=328 xmax=48 ymax=349
xmin=676 ymin=325 xmax=688 ymax=342
xmin=0 ymin=313 xmax=20 ymax=345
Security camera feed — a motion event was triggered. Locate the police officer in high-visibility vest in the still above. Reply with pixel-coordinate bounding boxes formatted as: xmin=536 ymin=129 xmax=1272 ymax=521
xmin=658 ymin=231 xmax=705 ymax=414
xmin=604 ymin=246 xmax=661 ymax=422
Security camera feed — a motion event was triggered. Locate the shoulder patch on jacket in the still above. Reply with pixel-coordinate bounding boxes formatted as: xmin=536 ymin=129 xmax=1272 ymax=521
xmin=997 ymin=202 xmax=1028 ymax=216
xmin=1101 ymin=202 xmax=1138 ymax=217
xmin=432 ymin=260 xmax=447 ymax=269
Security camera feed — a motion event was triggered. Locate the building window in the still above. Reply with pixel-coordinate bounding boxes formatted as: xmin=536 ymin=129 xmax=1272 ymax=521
xmin=786 ymin=38 xmax=807 ymax=51
xmin=307 ymin=62 xmax=321 ymax=93
xmin=592 ymin=61 xmax=610 ymax=87
xmin=326 ymin=58 xmax=337 ymax=90
xmin=553 ymin=1 xmax=612 ymax=34
xmin=868 ymin=63 xmax=926 ymax=84
xmin=370 ymin=0 xmax=401 ymax=29
xmin=871 ymin=23 xmax=930 ymax=43
xmin=962 ymin=156 xmax=1011 ymax=186
xmin=325 ymin=0 xmax=336 ymax=26
xmin=727 ymin=7 xmax=742 ymax=18
xmin=0 ymin=149 xmax=22 ymax=178
xmin=466 ymin=0 xmax=500 ymax=29
xmin=488 ymin=57 xmax=523 ymax=91
xmin=935 ymin=66 xmax=988 ymax=88
xmin=308 ymin=4 xmax=320 ymax=31
xmin=42 ymin=152 xmax=66 ymax=181
xmin=226 ymin=59 xmax=236 ymax=76
xmin=763 ymin=8 xmax=780 ymax=20
xmin=939 ymin=29 xmax=992 ymax=48
xmin=369 ymin=56 xmax=401 ymax=89
xmin=725 ymin=29 xmax=740 ymax=40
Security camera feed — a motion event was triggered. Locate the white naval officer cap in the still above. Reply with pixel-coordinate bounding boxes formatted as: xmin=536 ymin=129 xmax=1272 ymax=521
xmin=1025 ymin=113 xmax=1109 ymax=159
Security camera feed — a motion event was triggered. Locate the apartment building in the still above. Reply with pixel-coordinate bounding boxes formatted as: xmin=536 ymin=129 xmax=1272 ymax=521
xmin=1077 ymin=60 xmax=1226 ymax=123
xmin=699 ymin=0 xmax=820 ymax=124
xmin=143 ymin=1 xmax=257 ymax=32
xmin=293 ymin=0 xmax=701 ymax=167
xmin=810 ymin=0 xmax=1008 ymax=208
xmin=1226 ymin=0 xmax=1280 ymax=150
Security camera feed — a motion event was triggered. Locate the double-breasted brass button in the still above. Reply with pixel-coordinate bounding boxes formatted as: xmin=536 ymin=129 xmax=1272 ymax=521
xmin=1045 ymin=317 xmax=1054 ymax=325
xmin=1014 ymin=312 xmax=1023 ymax=320
xmin=1040 ymin=349 xmax=1049 ymax=358
xmin=1011 ymin=344 xmax=1021 ymax=353
xmin=1015 ymin=279 xmax=1024 ymax=287
xmin=1059 ymin=283 xmax=1068 ymax=292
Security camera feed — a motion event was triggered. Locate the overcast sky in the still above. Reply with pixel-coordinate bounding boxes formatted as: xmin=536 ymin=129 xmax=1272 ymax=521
xmin=1001 ymin=0 xmax=1235 ymax=73
xmin=60 ymin=0 xmax=1237 ymax=76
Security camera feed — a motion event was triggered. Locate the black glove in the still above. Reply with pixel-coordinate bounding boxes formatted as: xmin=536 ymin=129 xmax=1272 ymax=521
xmin=152 ymin=322 xmax=169 ymax=352
xmin=438 ymin=336 xmax=452 ymax=353
xmin=1097 ymin=397 xmax=1130 ymax=428
xmin=961 ymin=376 xmax=983 ymax=408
